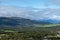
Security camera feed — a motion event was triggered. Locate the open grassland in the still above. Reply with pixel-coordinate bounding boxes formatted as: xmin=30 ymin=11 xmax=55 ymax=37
xmin=35 ymin=24 xmax=60 ymax=27
xmin=0 ymin=24 xmax=60 ymax=40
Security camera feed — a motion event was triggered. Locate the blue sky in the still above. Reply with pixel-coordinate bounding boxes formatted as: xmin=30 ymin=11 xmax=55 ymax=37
xmin=0 ymin=0 xmax=60 ymax=20
xmin=0 ymin=0 xmax=60 ymax=8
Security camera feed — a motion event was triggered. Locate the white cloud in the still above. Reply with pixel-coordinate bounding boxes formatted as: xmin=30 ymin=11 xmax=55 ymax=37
xmin=0 ymin=6 xmax=60 ymax=20
xmin=49 ymin=15 xmax=60 ymax=20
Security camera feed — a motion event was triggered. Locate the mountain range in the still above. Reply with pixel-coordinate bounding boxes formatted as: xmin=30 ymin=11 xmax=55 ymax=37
xmin=0 ymin=17 xmax=41 ymax=27
xmin=38 ymin=18 xmax=60 ymax=24
xmin=0 ymin=17 xmax=60 ymax=31
xmin=0 ymin=17 xmax=60 ymax=27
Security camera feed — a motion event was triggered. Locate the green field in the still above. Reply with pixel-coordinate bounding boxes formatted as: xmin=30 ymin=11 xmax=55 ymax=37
xmin=35 ymin=24 xmax=60 ymax=27
xmin=0 ymin=24 xmax=60 ymax=40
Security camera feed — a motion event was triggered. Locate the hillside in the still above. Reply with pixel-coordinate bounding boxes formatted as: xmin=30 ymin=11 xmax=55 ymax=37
xmin=0 ymin=17 xmax=40 ymax=27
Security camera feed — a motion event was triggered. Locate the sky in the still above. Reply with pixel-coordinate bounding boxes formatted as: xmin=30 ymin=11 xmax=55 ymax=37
xmin=0 ymin=0 xmax=60 ymax=8
xmin=0 ymin=0 xmax=60 ymax=20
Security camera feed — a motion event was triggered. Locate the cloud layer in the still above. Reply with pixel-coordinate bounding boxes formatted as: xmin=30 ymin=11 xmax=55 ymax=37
xmin=0 ymin=6 xmax=60 ymax=20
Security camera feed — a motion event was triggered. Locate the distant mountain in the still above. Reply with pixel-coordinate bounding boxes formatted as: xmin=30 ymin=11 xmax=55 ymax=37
xmin=0 ymin=17 xmax=60 ymax=28
xmin=38 ymin=18 xmax=60 ymax=24
xmin=0 ymin=17 xmax=41 ymax=27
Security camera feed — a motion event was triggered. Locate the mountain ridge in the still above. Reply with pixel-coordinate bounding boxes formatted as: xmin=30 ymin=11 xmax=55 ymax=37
xmin=0 ymin=17 xmax=41 ymax=27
